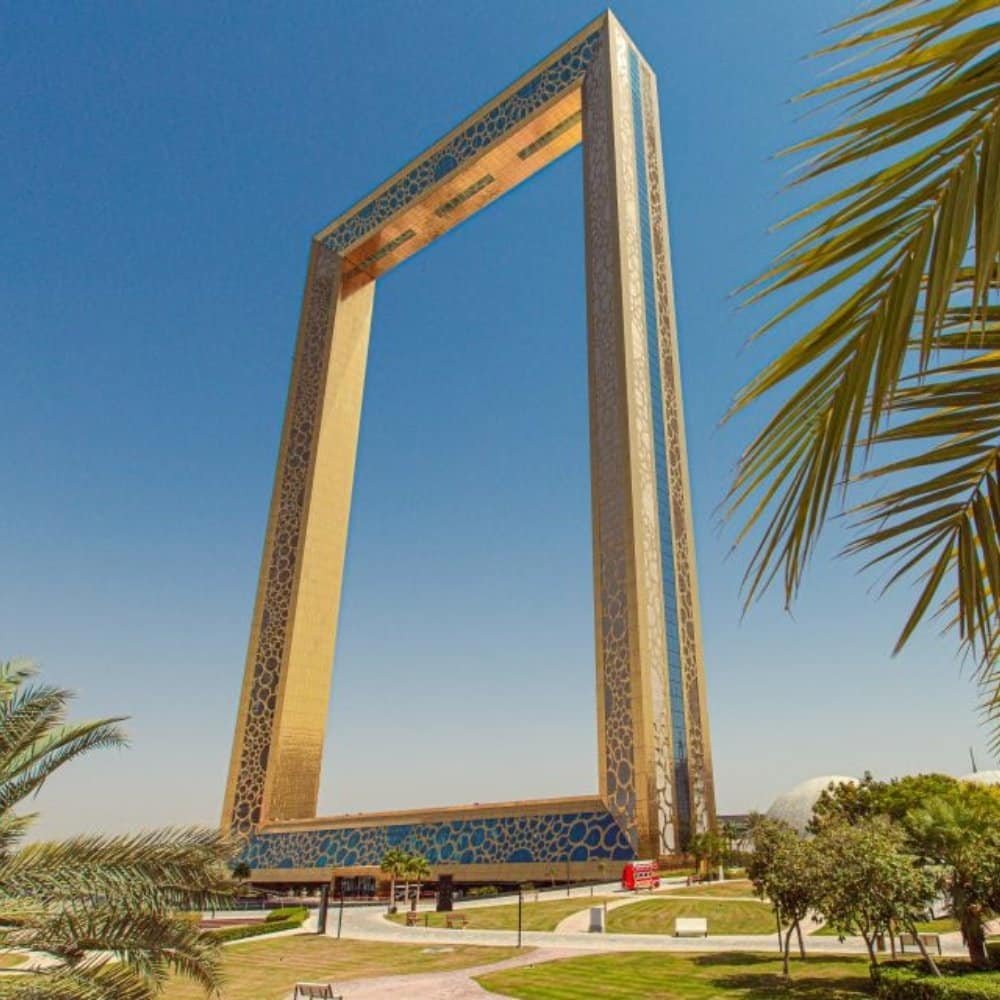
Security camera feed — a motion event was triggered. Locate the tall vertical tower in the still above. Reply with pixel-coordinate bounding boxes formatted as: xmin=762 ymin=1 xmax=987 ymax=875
xmin=224 ymin=11 xmax=714 ymax=880
xmin=582 ymin=19 xmax=715 ymax=854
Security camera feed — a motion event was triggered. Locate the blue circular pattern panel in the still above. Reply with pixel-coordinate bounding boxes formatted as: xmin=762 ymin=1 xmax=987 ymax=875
xmin=242 ymin=808 xmax=635 ymax=871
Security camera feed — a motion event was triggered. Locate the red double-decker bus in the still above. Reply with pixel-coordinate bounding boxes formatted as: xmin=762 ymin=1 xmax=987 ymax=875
xmin=621 ymin=859 xmax=660 ymax=891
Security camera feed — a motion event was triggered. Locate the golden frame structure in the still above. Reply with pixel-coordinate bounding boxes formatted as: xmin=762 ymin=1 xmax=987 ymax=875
xmin=224 ymin=11 xmax=715 ymax=884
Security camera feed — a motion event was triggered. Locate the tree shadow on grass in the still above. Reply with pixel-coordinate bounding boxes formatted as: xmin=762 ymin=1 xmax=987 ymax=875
xmin=691 ymin=952 xmax=781 ymax=968
xmin=710 ymin=975 xmax=872 ymax=998
xmin=691 ymin=952 xmax=874 ymax=998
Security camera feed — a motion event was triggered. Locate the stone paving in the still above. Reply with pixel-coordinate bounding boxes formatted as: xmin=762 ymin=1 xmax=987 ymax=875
xmin=270 ymin=884 xmax=975 ymax=998
xmin=329 ymin=892 xmax=971 ymax=957
xmin=309 ymin=948 xmax=579 ymax=1000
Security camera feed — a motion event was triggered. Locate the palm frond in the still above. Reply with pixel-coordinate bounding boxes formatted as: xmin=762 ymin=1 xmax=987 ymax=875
xmin=0 ymin=666 xmax=128 ymax=818
xmin=728 ymin=0 xmax=1000 ymax=736
xmin=0 ymin=664 xmax=233 ymax=998
xmin=0 ymin=828 xmax=234 ymax=911
xmin=0 ymin=719 xmax=128 ymax=816
xmin=0 ymin=662 xmax=38 ymax=708
xmin=3 ymin=906 xmax=223 ymax=994
xmin=0 ymin=959 xmax=157 ymax=1000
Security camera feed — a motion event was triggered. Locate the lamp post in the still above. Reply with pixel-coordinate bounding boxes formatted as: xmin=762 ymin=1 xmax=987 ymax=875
xmin=317 ymin=882 xmax=330 ymax=935
xmin=517 ymin=884 xmax=523 ymax=949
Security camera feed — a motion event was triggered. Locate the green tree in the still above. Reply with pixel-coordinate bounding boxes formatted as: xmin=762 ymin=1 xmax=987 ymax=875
xmin=727 ymin=0 xmax=1000 ymax=744
xmin=746 ymin=816 xmax=815 ymax=977
xmin=0 ymin=659 xmax=233 ymax=999
xmin=905 ymin=781 xmax=1000 ymax=967
xmin=379 ymin=848 xmax=408 ymax=915
xmin=811 ymin=818 xmax=940 ymax=977
xmin=688 ymin=830 xmax=729 ymax=879
xmin=811 ymin=773 xmax=959 ymax=831
xmin=403 ymin=855 xmax=431 ymax=913
xmin=230 ymin=861 xmax=251 ymax=885
xmin=810 ymin=772 xmax=1000 ymax=967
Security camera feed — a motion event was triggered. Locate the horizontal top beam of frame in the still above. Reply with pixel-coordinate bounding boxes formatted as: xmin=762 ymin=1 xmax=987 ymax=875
xmin=314 ymin=13 xmax=609 ymax=292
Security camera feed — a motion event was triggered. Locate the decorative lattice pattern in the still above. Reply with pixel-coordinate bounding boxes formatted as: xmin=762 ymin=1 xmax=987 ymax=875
xmin=242 ymin=809 xmax=635 ymax=870
xmin=640 ymin=62 xmax=716 ymax=835
xmin=228 ymin=244 xmax=341 ymax=835
xmin=322 ymin=33 xmax=601 ymax=254
xmin=618 ymin=39 xmax=681 ymax=855
xmin=583 ymin=32 xmax=638 ymax=851
xmin=225 ymin=17 xmax=716 ymax=866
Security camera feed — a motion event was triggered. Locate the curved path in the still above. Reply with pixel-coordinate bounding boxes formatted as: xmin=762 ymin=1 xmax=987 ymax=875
xmin=267 ymin=899 xmax=976 ymax=999
xmin=329 ymin=901 xmax=970 ymax=957
xmin=305 ymin=947 xmax=580 ymax=999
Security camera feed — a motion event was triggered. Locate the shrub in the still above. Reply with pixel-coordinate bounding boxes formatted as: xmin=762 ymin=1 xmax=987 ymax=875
xmin=210 ymin=916 xmax=304 ymax=942
xmin=875 ymin=964 xmax=1000 ymax=999
xmin=265 ymin=906 xmax=308 ymax=924
xmin=467 ymin=885 xmax=498 ymax=898
xmin=208 ymin=906 xmax=308 ymax=943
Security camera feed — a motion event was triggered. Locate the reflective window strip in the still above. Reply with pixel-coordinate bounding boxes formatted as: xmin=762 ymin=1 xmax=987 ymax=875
xmin=628 ymin=47 xmax=691 ymax=844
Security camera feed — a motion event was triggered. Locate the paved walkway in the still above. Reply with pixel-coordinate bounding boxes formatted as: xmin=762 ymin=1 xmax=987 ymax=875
xmin=305 ymin=948 xmax=579 ymax=999
xmin=329 ymin=899 xmax=972 ymax=957
xmin=269 ymin=886 xmax=982 ymax=998
xmin=554 ymin=895 xmax=637 ymax=933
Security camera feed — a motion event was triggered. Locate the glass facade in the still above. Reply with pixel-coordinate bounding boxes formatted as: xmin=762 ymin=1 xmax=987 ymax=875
xmin=628 ymin=47 xmax=692 ymax=846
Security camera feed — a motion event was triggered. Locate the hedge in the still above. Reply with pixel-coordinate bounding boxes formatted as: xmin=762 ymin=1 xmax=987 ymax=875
xmin=876 ymin=965 xmax=1000 ymax=999
xmin=466 ymin=886 xmax=498 ymax=899
xmin=265 ymin=906 xmax=309 ymax=924
xmin=208 ymin=906 xmax=309 ymax=943
xmin=987 ymin=942 xmax=1000 ymax=969
xmin=209 ymin=916 xmax=305 ymax=943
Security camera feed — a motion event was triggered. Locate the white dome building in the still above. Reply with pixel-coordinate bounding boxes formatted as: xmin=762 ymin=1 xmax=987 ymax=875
xmin=766 ymin=775 xmax=859 ymax=835
xmin=960 ymin=770 xmax=1000 ymax=787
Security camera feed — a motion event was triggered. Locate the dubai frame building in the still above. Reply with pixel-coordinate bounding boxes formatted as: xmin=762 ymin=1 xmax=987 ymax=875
xmin=224 ymin=11 xmax=716 ymax=885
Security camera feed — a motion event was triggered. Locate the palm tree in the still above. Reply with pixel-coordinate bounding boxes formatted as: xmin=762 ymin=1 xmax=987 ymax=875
xmin=0 ymin=659 xmax=233 ymax=999
xmin=231 ymin=861 xmax=251 ymax=884
xmin=727 ymin=0 xmax=1000 ymax=745
xmin=379 ymin=848 xmax=407 ymax=914
xmin=402 ymin=855 xmax=431 ymax=913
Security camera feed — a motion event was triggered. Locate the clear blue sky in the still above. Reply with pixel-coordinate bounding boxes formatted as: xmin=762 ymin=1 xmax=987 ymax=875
xmin=3 ymin=0 xmax=988 ymax=840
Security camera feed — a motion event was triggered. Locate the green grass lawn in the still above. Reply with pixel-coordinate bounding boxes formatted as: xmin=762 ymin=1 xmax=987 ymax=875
xmin=664 ymin=880 xmax=758 ymax=898
xmin=388 ymin=897 xmax=615 ymax=932
xmin=606 ymin=898 xmax=777 ymax=936
xmin=477 ymin=951 xmax=874 ymax=998
xmin=813 ymin=916 xmax=960 ymax=936
xmin=159 ymin=935 xmax=516 ymax=1000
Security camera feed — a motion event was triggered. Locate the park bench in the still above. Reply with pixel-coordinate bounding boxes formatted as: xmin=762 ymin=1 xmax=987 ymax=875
xmin=674 ymin=917 xmax=708 ymax=938
xmin=404 ymin=911 xmax=425 ymax=927
xmin=445 ymin=913 xmax=468 ymax=929
xmin=899 ymin=932 xmax=943 ymax=956
xmin=293 ymin=983 xmax=341 ymax=999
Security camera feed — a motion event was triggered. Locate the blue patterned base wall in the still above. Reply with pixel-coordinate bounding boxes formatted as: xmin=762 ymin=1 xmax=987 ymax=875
xmin=243 ymin=809 xmax=635 ymax=871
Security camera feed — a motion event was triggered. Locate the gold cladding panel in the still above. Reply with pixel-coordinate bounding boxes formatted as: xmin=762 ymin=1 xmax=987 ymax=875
xmin=340 ymin=87 xmax=583 ymax=294
xmin=223 ymin=14 xmax=716 ymax=867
